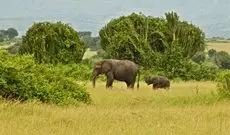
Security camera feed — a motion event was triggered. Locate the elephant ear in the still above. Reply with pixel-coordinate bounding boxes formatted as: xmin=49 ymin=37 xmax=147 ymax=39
xmin=101 ymin=61 xmax=112 ymax=73
xmin=94 ymin=61 xmax=102 ymax=69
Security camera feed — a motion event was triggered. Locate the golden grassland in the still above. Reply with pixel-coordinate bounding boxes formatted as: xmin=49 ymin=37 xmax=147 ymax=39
xmin=0 ymin=81 xmax=230 ymax=135
xmin=206 ymin=42 xmax=230 ymax=53
xmin=1 ymin=41 xmax=230 ymax=134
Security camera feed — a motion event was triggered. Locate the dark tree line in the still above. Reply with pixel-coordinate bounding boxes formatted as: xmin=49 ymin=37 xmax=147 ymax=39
xmin=0 ymin=28 xmax=18 ymax=41
xmin=78 ymin=31 xmax=101 ymax=51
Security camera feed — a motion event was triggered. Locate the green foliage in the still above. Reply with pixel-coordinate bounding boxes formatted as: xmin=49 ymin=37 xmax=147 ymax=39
xmin=99 ymin=12 xmax=205 ymax=66
xmin=158 ymin=48 xmax=217 ymax=80
xmin=0 ymin=50 xmax=91 ymax=105
xmin=82 ymin=36 xmax=101 ymax=50
xmin=98 ymin=11 xmax=210 ymax=80
xmin=19 ymin=21 xmax=86 ymax=64
xmin=215 ymin=51 xmax=230 ymax=69
xmin=208 ymin=49 xmax=217 ymax=57
xmin=99 ymin=13 xmax=164 ymax=64
xmin=0 ymin=28 xmax=18 ymax=41
xmin=78 ymin=31 xmax=101 ymax=50
xmin=6 ymin=28 xmax=18 ymax=39
xmin=208 ymin=50 xmax=230 ymax=69
xmin=176 ymin=21 xmax=206 ymax=58
xmin=216 ymin=70 xmax=230 ymax=98
xmin=188 ymin=61 xmax=218 ymax=81
xmin=192 ymin=51 xmax=206 ymax=64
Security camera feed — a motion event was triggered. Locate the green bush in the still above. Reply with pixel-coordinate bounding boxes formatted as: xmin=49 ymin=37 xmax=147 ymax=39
xmin=216 ymin=70 xmax=230 ymax=98
xmin=142 ymin=56 xmax=218 ymax=81
xmin=99 ymin=12 xmax=205 ymax=66
xmin=189 ymin=61 xmax=218 ymax=81
xmin=208 ymin=49 xmax=217 ymax=57
xmin=0 ymin=50 xmax=91 ymax=105
xmin=19 ymin=21 xmax=86 ymax=64
xmin=191 ymin=51 xmax=206 ymax=64
xmin=216 ymin=51 xmax=230 ymax=69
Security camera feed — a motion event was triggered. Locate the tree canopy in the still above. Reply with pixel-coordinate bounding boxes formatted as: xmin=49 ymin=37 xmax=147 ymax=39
xmin=99 ymin=12 xmax=206 ymax=66
xmin=7 ymin=28 xmax=19 ymax=39
xmin=0 ymin=28 xmax=18 ymax=41
xmin=19 ymin=21 xmax=86 ymax=64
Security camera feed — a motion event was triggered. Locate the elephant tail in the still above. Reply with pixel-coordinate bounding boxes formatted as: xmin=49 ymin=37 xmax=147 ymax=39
xmin=137 ymin=68 xmax=140 ymax=89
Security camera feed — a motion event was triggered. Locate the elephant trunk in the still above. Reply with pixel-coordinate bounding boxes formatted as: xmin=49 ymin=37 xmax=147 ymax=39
xmin=92 ymin=76 xmax=96 ymax=88
xmin=92 ymin=70 xmax=98 ymax=88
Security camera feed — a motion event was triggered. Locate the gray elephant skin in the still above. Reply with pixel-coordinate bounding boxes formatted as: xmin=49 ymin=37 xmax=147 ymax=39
xmin=92 ymin=59 xmax=140 ymax=89
xmin=145 ymin=76 xmax=170 ymax=90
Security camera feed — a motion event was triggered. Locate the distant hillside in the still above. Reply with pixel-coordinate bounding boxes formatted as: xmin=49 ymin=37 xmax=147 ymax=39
xmin=0 ymin=0 xmax=230 ymax=38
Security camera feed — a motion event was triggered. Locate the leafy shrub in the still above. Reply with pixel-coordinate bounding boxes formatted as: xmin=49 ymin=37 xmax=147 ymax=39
xmin=192 ymin=51 xmax=206 ymax=64
xmin=208 ymin=49 xmax=217 ymax=57
xmin=0 ymin=50 xmax=91 ymax=105
xmin=207 ymin=50 xmax=230 ymax=70
xmin=142 ymin=48 xmax=218 ymax=81
xmin=19 ymin=21 xmax=86 ymax=64
xmin=99 ymin=12 xmax=205 ymax=66
xmin=216 ymin=70 xmax=230 ymax=98
xmin=215 ymin=51 xmax=230 ymax=69
xmin=53 ymin=63 xmax=93 ymax=81
xmin=189 ymin=61 xmax=218 ymax=81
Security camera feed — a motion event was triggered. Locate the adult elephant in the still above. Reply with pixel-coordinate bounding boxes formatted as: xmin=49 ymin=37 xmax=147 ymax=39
xmin=92 ymin=59 xmax=140 ymax=89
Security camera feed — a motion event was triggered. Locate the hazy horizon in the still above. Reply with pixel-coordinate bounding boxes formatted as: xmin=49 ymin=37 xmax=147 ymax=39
xmin=1 ymin=0 xmax=230 ymax=38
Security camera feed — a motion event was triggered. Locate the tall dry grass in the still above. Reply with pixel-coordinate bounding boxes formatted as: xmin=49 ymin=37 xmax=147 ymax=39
xmin=0 ymin=81 xmax=230 ymax=135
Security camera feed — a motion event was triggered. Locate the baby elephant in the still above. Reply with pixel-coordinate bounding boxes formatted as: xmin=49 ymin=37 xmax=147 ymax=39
xmin=144 ymin=76 xmax=170 ymax=90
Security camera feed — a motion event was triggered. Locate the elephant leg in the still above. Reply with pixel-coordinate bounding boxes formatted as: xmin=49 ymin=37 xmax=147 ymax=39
xmin=125 ymin=82 xmax=129 ymax=88
xmin=125 ymin=81 xmax=134 ymax=89
xmin=152 ymin=83 xmax=157 ymax=90
xmin=165 ymin=85 xmax=170 ymax=91
xmin=106 ymin=72 xmax=114 ymax=89
xmin=129 ymin=83 xmax=135 ymax=89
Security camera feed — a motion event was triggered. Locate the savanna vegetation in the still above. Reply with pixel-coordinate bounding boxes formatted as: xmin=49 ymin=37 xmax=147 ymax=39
xmin=1 ymin=11 xmax=230 ymax=134
xmin=0 ymin=27 xmax=18 ymax=42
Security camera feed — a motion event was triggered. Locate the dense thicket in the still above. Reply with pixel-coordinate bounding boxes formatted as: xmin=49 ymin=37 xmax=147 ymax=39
xmin=99 ymin=12 xmax=205 ymax=65
xmin=99 ymin=12 xmax=216 ymax=80
xmin=0 ymin=28 xmax=18 ymax=41
xmin=0 ymin=50 xmax=91 ymax=105
xmin=19 ymin=21 xmax=86 ymax=64
xmin=208 ymin=50 xmax=230 ymax=69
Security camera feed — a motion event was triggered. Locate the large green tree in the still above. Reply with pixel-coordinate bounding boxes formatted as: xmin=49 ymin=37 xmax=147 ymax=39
xmin=6 ymin=28 xmax=18 ymax=39
xmin=19 ymin=21 xmax=86 ymax=64
xmin=99 ymin=12 xmax=205 ymax=66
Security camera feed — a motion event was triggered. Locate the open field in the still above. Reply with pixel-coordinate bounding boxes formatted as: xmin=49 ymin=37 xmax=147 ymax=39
xmin=1 ymin=81 xmax=230 ymax=135
xmin=207 ymin=42 xmax=230 ymax=53
xmin=82 ymin=48 xmax=97 ymax=59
